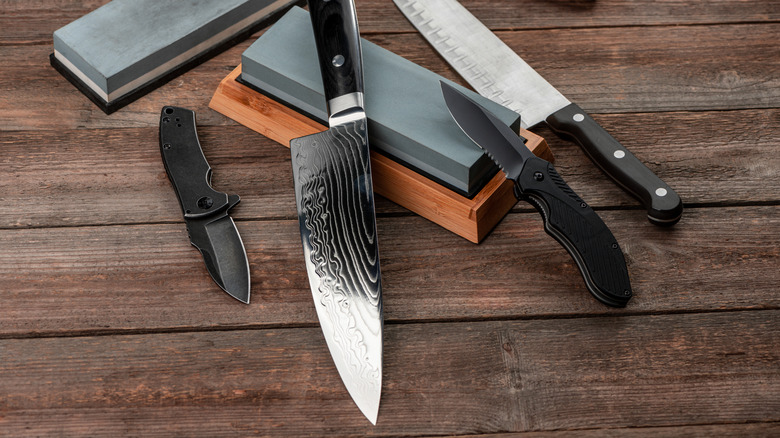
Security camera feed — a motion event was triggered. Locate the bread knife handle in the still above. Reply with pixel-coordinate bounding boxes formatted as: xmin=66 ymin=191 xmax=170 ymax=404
xmin=546 ymin=103 xmax=683 ymax=226
xmin=307 ymin=0 xmax=364 ymax=104
xmin=159 ymin=106 xmax=238 ymax=219
xmin=516 ymin=157 xmax=633 ymax=307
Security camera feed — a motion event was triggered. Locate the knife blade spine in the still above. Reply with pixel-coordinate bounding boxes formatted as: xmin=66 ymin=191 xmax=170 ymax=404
xmin=395 ymin=0 xmax=570 ymax=128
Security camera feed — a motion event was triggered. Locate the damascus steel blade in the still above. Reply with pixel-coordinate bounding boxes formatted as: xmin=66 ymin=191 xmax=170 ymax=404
xmin=291 ymin=119 xmax=382 ymax=424
xmin=394 ymin=0 xmax=570 ymax=128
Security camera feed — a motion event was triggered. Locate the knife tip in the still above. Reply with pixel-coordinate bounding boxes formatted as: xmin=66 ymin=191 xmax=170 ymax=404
xmin=225 ymin=286 xmax=250 ymax=304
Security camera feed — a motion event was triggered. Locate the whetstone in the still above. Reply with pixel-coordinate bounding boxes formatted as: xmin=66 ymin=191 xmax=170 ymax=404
xmin=51 ymin=0 xmax=302 ymax=114
xmin=239 ymin=6 xmax=523 ymax=198
xmin=210 ymin=66 xmax=553 ymax=243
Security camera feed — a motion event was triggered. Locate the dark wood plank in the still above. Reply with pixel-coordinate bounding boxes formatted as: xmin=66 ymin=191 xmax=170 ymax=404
xmin=369 ymin=24 xmax=780 ymax=114
xmin=356 ymin=0 xmax=780 ymax=33
xmin=0 ymin=0 xmax=109 ymax=44
xmin=4 ymin=0 xmax=779 ymax=43
xmin=2 ymin=108 xmax=777 ymax=229
xmin=2 ymin=24 xmax=778 ymax=131
xmin=1 ymin=206 xmax=776 ymax=335
xmin=0 ymin=311 xmax=777 ymax=436
xmin=436 ymin=423 xmax=780 ymax=438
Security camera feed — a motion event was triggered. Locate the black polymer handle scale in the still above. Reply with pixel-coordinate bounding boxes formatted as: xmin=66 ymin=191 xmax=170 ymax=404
xmin=546 ymin=103 xmax=683 ymax=226
xmin=307 ymin=0 xmax=364 ymax=103
xmin=159 ymin=106 xmax=238 ymax=219
xmin=516 ymin=156 xmax=633 ymax=307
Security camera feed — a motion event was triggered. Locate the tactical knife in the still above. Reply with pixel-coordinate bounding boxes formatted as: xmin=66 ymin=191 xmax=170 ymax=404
xmin=441 ymin=82 xmax=632 ymax=307
xmin=395 ymin=0 xmax=683 ymax=226
xmin=159 ymin=106 xmax=250 ymax=304
xmin=290 ymin=0 xmax=382 ymax=424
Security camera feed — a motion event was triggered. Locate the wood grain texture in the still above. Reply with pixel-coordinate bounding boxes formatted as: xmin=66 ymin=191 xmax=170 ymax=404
xmin=0 ymin=311 xmax=777 ymax=436
xmin=0 ymin=206 xmax=776 ymax=336
xmin=2 ymin=1 xmax=778 ymax=436
xmin=2 ymin=109 xmax=777 ymax=229
xmin=435 ymin=423 xmax=780 ymax=438
xmin=2 ymin=24 xmax=779 ymax=130
xmin=369 ymin=24 xmax=780 ymax=114
xmin=3 ymin=0 xmax=780 ymax=43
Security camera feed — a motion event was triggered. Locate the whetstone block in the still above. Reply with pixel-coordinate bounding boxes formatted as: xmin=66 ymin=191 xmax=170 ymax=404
xmin=240 ymin=6 xmax=523 ymax=198
xmin=51 ymin=0 xmax=302 ymax=114
xmin=210 ymin=66 xmax=553 ymax=243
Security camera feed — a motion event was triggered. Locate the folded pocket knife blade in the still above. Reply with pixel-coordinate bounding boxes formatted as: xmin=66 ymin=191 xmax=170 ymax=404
xmin=159 ymin=106 xmax=250 ymax=304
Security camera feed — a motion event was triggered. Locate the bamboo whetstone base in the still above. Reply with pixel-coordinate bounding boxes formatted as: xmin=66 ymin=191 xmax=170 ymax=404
xmin=210 ymin=65 xmax=553 ymax=243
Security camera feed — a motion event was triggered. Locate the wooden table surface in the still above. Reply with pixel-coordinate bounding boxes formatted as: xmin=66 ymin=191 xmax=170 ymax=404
xmin=1 ymin=1 xmax=778 ymax=436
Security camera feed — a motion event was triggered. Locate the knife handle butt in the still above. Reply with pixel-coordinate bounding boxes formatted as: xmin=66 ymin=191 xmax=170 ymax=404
xmin=546 ymin=103 xmax=682 ymax=226
xmin=307 ymin=0 xmax=364 ymax=102
xmin=517 ymin=157 xmax=632 ymax=307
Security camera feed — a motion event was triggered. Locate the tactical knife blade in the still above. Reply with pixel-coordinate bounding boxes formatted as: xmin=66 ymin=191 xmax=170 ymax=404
xmin=395 ymin=0 xmax=683 ymax=226
xmin=159 ymin=106 xmax=250 ymax=304
xmin=441 ymin=82 xmax=632 ymax=307
xmin=290 ymin=0 xmax=382 ymax=424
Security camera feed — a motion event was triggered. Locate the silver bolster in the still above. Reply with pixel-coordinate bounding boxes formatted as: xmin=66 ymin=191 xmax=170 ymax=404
xmin=328 ymin=92 xmax=366 ymax=126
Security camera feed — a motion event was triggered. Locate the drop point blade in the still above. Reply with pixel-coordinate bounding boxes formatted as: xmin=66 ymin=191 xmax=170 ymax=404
xmin=192 ymin=214 xmax=251 ymax=304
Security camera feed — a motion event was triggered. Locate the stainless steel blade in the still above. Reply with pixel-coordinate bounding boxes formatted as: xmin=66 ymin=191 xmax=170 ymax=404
xmin=188 ymin=213 xmax=251 ymax=304
xmin=441 ymin=82 xmax=531 ymax=182
xmin=394 ymin=0 xmax=570 ymax=128
xmin=291 ymin=118 xmax=382 ymax=424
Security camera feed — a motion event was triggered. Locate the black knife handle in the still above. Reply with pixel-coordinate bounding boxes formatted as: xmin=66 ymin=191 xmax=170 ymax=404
xmin=546 ymin=103 xmax=683 ymax=226
xmin=307 ymin=0 xmax=364 ymax=102
xmin=159 ymin=106 xmax=238 ymax=219
xmin=516 ymin=156 xmax=632 ymax=307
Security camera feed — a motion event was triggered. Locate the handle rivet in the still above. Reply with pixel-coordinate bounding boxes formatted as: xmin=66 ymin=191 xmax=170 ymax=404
xmin=533 ymin=171 xmax=544 ymax=181
xmin=655 ymin=188 xmax=668 ymax=197
xmin=573 ymin=113 xmax=585 ymax=122
xmin=614 ymin=150 xmax=626 ymax=159
xmin=332 ymin=54 xmax=345 ymax=67
xmin=197 ymin=196 xmax=213 ymax=209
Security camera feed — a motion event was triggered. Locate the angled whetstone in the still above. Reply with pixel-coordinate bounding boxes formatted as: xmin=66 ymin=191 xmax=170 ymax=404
xmin=51 ymin=0 xmax=302 ymax=114
xmin=239 ymin=6 xmax=523 ymax=198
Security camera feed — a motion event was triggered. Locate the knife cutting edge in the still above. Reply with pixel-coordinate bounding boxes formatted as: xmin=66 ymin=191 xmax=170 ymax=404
xmin=441 ymin=82 xmax=632 ymax=307
xmin=394 ymin=0 xmax=683 ymax=226
xmin=290 ymin=0 xmax=383 ymax=424
xmin=159 ymin=106 xmax=251 ymax=304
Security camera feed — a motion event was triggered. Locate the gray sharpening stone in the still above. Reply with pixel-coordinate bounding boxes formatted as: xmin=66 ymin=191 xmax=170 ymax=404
xmin=240 ymin=6 xmax=522 ymax=198
xmin=51 ymin=0 xmax=302 ymax=114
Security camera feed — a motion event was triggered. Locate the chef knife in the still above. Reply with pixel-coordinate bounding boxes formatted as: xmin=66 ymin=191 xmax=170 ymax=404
xmin=394 ymin=0 xmax=683 ymax=226
xmin=441 ymin=82 xmax=632 ymax=307
xmin=159 ymin=106 xmax=250 ymax=304
xmin=290 ymin=0 xmax=382 ymax=424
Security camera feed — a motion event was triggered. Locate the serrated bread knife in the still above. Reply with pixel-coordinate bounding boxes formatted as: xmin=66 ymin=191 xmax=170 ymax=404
xmin=441 ymin=82 xmax=632 ymax=307
xmin=290 ymin=0 xmax=383 ymax=424
xmin=159 ymin=106 xmax=250 ymax=304
xmin=395 ymin=0 xmax=683 ymax=226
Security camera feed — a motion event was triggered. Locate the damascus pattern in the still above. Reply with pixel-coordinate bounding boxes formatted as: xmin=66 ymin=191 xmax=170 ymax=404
xmin=290 ymin=119 xmax=383 ymax=409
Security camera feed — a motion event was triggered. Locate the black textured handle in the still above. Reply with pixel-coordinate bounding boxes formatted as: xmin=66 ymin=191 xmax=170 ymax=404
xmin=546 ymin=103 xmax=683 ymax=226
xmin=517 ymin=157 xmax=632 ymax=307
xmin=159 ymin=106 xmax=235 ymax=219
xmin=307 ymin=0 xmax=364 ymax=102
